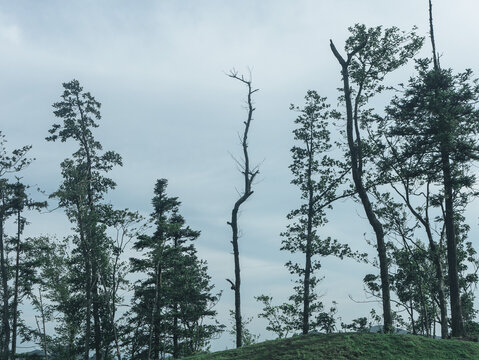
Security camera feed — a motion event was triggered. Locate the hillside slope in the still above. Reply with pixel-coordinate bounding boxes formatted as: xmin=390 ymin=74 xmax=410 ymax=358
xmin=185 ymin=333 xmax=479 ymax=360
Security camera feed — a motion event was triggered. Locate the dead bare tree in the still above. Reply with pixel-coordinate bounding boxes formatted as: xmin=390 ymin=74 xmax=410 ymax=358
xmin=226 ymin=69 xmax=259 ymax=348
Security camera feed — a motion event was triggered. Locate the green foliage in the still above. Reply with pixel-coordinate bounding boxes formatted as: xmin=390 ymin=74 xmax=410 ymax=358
xmin=341 ymin=317 xmax=370 ymax=333
xmin=345 ymin=24 xmax=423 ymax=100
xmin=182 ymin=333 xmax=479 ymax=360
xmin=46 ymin=79 xmax=124 ymax=358
xmin=228 ymin=310 xmax=259 ymax=346
xmin=385 ymin=59 xmax=479 ymax=182
xmin=126 ymin=179 xmax=223 ymax=359
xmin=255 ymin=295 xmax=295 ymax=339
xmin=280 ymin=90 xmax=361 ymax=334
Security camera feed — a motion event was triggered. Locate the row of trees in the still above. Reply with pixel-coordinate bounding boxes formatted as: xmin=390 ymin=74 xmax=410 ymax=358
xmin=231 ymin=0 xmax=479 ymax=346
xmin=0 ymin=80 xmax=223 ymax=359
xmin=1 ymin=1 xmax=479 ymax=358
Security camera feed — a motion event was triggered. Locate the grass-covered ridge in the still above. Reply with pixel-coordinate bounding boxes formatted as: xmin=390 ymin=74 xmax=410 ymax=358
xmin=184 ymin=333 xmax=479 ymax=360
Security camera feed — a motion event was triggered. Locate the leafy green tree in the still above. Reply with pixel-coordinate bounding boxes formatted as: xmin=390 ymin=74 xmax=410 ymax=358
xmin=330 ymin=24 xmax=423 ymax=332
xmin=380 ymin=2 xmax=479 ymax=337
xmin=47 ymin=79 xmax=122 ymax=359
xmin=255 ymin=295 xmax=295 ymax=339
xmin=0 ymin=132 xmax=32 ymax=359
xmin=258 ymin=91 xmax=362 ymax=339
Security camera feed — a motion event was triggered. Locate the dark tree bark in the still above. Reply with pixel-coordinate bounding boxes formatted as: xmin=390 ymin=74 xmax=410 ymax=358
xmin=11 ymin=207 xmax=21 ymax=359
xmin=0 ymin=215 xmax=10 ymax=359
xmin=302 ymin=169 xmax=314 ymax=335
xmin=78 ymin=210 xmax=92 ymax=360
xmin=330 ymin=41 xmax=393 ymax=333
xmin=389 ymin=178 xmax=448 ymax=338
xmin=429 ymin=0 xmax=464 ymax=337
xmin=226 ymin=70 xmax=259 ymax=348
xmin=441 ymin=150 xmax=464 ymax=337
xmin=148 ymin=261 xmax=161 ymax=360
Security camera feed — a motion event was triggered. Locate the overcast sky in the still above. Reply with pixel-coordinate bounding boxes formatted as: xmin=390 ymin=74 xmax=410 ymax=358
xmin=1 ymin=0 xmax=479 ymax=352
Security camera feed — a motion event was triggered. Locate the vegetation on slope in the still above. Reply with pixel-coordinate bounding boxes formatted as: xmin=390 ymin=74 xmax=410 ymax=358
xmin=184 ymin=333 xmax=479 ymax=360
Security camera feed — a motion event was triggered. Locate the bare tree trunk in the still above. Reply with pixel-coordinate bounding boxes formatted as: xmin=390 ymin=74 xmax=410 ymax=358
xmin=77 ymin=211 xmax=92 ymax=360
xmin=442 ymin=151 xmax=465 ymax=337
xmin=230 ymin=211 xmax=242 ymax=348
xmin=84 ymin=259 xmax=92 ymax=360
xmin=11 ymin=209 xmax=21 ymax=359
xmin=330 ymin=41 xmax=393 ymax=333
xmin=92 ymin=267 xmax=102 ymax=360
xmin=429 ymin=0 xmax=464 ymax=338
xmin=394 ymin=179 xmax=448 ymax=338
xmin=173 ymin=303 xmax=179 ymax=358
xmin=226 ymin=70 xmax=259 ymax=348
xmin=148 ymin=261 xmax=161 ymax=360
xmin=0 ymin=217 xmax=10 ymax=358
xmin=38 ymin=289 xmax=48 ymax=360
xmin=302 ymin=151 xmax=314 ymax=335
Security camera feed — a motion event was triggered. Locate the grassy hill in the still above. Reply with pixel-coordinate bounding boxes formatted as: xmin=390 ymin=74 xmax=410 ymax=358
xmin=184 ymin=333 xmax=479 ymax=360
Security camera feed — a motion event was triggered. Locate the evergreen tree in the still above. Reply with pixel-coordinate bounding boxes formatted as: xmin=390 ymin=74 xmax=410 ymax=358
xmin=8 ymin=180 xmax=47 ymax=358
xmin=127 ymin=179 xmax=221 ymax=359
xmin=385 ymin=58 xmax=479 ymax=337
xmin=0 ymin=132 xmax=32 ymax=359
xmin=47 ymin=79 xmax=122 ymax=359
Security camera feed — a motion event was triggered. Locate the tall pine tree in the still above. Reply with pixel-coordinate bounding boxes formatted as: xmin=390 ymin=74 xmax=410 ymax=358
xmin=127 ymin=179 xmax=222 ymax=359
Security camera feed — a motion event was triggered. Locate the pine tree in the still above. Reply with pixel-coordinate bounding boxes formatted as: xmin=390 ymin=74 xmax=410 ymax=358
xmin=280 ymin=90 xmax=352 ymax=334
xmin=47 ymin=79 xmax=122 ymax=359
xmin=0 ymin=132 xmax=32 ymax=359
xmin=127 ymin=179 xmax=222 ymax=359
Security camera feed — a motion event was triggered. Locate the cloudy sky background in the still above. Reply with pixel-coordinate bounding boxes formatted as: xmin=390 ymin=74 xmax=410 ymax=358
xmin=1 ymin=0 xmax=479 ymax=352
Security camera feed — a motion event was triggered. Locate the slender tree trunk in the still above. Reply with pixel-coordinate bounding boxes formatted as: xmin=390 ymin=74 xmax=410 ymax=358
xmin=441 ymin=150 xmax=465 ymax=337
xmin=173 ymin=237 xmax=180 ymax=358
xmin=302 ymin=153 xmax=314 ymax=334
xmin=230 ymin=211 xmax=242 ymax=348
xmin=92 ymin=267 xmax=102 ymax=360
xmin=173 ymin=303 xmax=179 ymax=358
xmin=330 ymin=41 xmax=393 ymax=332
xmin=428 ymin=236 xmax=448 ymax=338
xmin=0 ymin=217 xmax=10 ymax=358
xmin=77 ymin=209 xmax=92 ymax=360
xmin=84 ymin=258 xmax=92 ymax=360
xmin=11 ymin=209 xmax=21 ymax=359
xmin=226 ymin=71 xmax=259 ymax=348
xmin=78 ymin=98 xmax=103 ymax=358
xmin=429 ymin=0 xmax=464 ymax=338
xmin=38 ymin=289 xmax=49 ymax=360
xmin=148 ymin=261 xmax=161 ymax=360
xmin=397 ymin=180 xmax=449 ymax=338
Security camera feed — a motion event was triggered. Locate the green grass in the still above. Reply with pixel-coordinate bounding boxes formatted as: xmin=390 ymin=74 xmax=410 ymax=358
xmin=184 ymin=333 xmax=479 ymax=360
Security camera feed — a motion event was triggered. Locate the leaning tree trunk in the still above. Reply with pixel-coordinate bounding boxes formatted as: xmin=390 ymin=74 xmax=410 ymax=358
xmin=330 ymin=41 xmax=393 ymax=333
